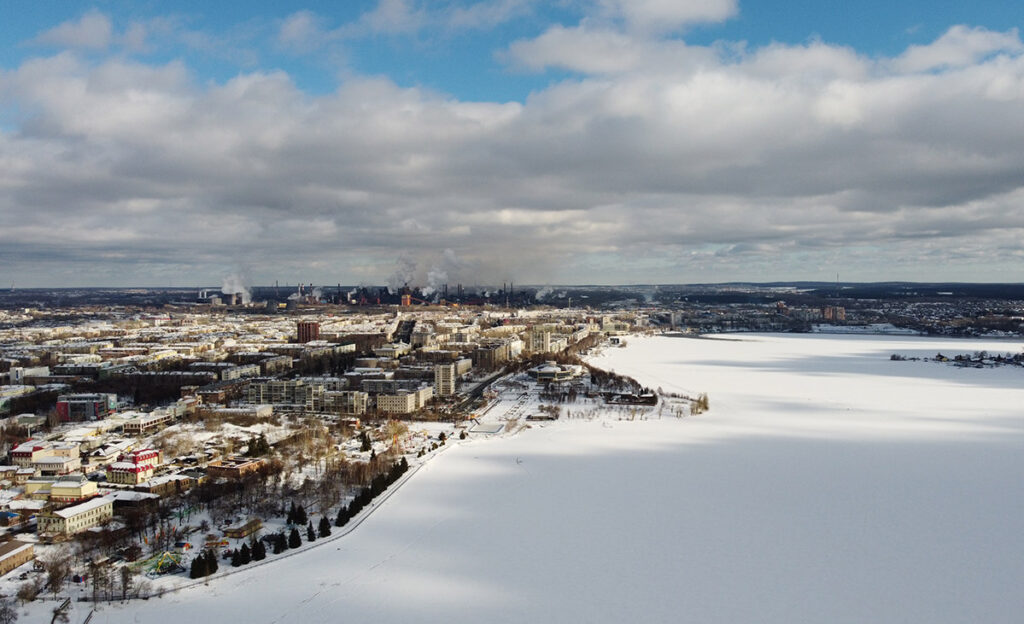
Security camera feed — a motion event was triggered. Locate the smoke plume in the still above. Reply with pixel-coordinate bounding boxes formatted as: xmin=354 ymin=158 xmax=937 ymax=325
xmin=221 ymin=273 xmax=252 ymax=304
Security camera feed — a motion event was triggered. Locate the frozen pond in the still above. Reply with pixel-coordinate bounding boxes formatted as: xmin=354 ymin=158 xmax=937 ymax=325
xmin=92 ymin=333 xmax=1024 ymax=624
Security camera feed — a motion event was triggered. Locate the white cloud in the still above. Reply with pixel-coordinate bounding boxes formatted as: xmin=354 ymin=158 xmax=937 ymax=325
xmin=894 ymin=25 xmax=1023 ymax=73
xmin=599 ymin=0 xmax=738 ymax=32
xmin=279 ymin=11 xmax=331 ymax=52
xmin=4 ymin=24 xmax=1024 ymax=285
xmin=744 ymin=41 xmax=869 ymax=81
xmin=505 ymin=25 xmax=713 ymax=74
xmin=446 ymin=0 xmax=535 ymax=30
xmin=358 ymin=0 xmax=427 ymax=35
xmin=31 ymin=9 xmax=113 ymax=50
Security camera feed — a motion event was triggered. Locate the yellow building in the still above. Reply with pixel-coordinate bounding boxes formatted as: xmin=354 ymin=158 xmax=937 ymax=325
xmin=37 ymin=497 xmax=113 ymax=536
xmin=0 ymin=541 xmax=34 ymax=576
xmin=51 ymin=478 xmax=99 ymax=504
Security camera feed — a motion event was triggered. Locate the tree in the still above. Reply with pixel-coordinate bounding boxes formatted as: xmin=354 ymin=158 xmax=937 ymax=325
xmin=16 ymin=579 xmax=40 ymax=604
xmin=189 ymin=555 xmax=205 ymax=579
xmin=294 ymin=505 xmax=308 ymax=526
xmin=246 ymin=433 xmax=271 ymax=457
xmin=360 ymin=431 xmax=372 ymax=452
xmin=238 ymin=543 xmax=251 ymax=565
xmin=272 ymin=532 xmax=287 ymax=554
xmin=335 ymin=505 xmax=350 ymax=528
xmin=205 ymin=549 xmax=219 ymax=574
xmin=318 ymin=516 xmax=331 ymax=538
xmin=43 ymin=551 xmax=71 ymax=598
xmin=119 ymin=566 xmax=134 ymax=601
xmin=306 ymin=521 xmax=316 ymax=542
xmin=89 ymin=560 xmax=110 ymax=603
xmin=230 ymin=549 xmax=242 ymax=568
xmin=252 ymin=539 xmax=266 ymax=561
xmin=288 ymin=527 xmax=301 ymax=549
xmin=0 ymin=598 xmax=17 ymax=624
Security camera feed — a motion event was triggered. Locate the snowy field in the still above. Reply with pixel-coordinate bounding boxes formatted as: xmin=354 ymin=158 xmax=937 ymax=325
xmin=82 ymin=333 xmax=1023 ymax=623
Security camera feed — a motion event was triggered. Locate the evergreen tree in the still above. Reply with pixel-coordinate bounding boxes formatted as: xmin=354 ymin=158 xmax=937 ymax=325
xmin=319 ymin=516 xmax=332 ymax=538
xmin=205 ymin=549 xmax=218 ymax=574
xmin=239 ymin=543 xmax=251 ymax=565
xmin=252 ymin=539 xmax=266 ymax=561
xmin=295 ymin=505 xmax=308 ymax=526
xmin=360 ymin=431 xmax=371 ymax=452
xmin=189 ymin=555 xmax=204 ymax=579
xmin=246 ymin=433 xmax=270 ymax=456
xmin=287 ymin=501 xmax=297 ymax=524
xmin=335 ymin=505 xmax=350 ymax=527
xmin=288 ymin=528 xmax=302 ymax=549
xmin=306 ymin=521 xmax=317 ymax=542
xmin=231 ymin=549 xmax=242 ymax=567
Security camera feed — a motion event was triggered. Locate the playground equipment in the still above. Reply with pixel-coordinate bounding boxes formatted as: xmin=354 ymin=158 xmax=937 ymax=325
xmin=137 ymin=551 xmax=185 ymax=576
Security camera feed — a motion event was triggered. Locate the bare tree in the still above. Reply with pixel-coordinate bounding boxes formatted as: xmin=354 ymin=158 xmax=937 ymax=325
xmin=133 ymin=578 xmax=152 ymax=599
xmin=0 ymin=597 xmax=16 ymax=624
xmin=90 ymin=560 xmax=111 ymax=603
xmin=42 ymin=549 xmax=71 ymax=598
xmin=119 ymin=566 xmax=134 ymax=601
xmin=16 ymin=578 xmax=41 ymax=604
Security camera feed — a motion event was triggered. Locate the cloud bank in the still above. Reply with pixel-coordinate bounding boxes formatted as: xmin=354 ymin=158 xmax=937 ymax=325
xmin=2 ymin=3 xmax=1024 ymax=286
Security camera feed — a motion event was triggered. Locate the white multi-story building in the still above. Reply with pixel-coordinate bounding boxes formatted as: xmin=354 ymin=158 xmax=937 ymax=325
xmin=37 ymin=496 xmax=114 ymax=536
xmin=323 ymin=390 xmax=368 ymax=415
xmin=434 ymin=364 xmax=456 ymax=397
xmin=377 ymin=386 xmax=433 ymax=414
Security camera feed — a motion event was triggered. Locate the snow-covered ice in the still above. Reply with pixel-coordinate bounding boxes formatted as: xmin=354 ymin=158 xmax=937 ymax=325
xmin=88 ymin=333 xmax=1024 ymax=623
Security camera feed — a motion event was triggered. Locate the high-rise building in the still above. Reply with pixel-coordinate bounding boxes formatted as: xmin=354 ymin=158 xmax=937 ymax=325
xmin=434 ymin=363 xmax=456 ymax=397
xmin=297 ymin=320 xmax=320 ymax=343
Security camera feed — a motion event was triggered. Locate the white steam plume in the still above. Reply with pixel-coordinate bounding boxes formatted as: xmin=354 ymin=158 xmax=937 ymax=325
xmin=221 ymin=273 xmax=252 ymax=304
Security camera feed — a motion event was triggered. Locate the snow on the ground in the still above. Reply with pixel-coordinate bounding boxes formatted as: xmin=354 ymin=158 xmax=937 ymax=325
xmin=79 ymin=333 xmax=1024 ymax=623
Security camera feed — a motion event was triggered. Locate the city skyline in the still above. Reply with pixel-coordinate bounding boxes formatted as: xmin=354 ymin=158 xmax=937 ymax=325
xmin=1 ymin=1 xmax=1023 ymax=287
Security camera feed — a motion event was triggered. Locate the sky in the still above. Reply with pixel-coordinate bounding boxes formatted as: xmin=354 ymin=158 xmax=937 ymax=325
xmin=0 ymin=1 xmax=1022 ymax=288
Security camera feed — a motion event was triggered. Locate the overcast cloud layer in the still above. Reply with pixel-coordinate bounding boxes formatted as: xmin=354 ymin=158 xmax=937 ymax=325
xmin=2 ymin=2 xmax=1024 ymax=287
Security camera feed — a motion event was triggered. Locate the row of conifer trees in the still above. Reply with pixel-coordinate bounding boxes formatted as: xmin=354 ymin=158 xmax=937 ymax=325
xmin=336 ymin=457 xmax=409 ymax=528
xmin=190 ymin=457 xmax=410 ymax=579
